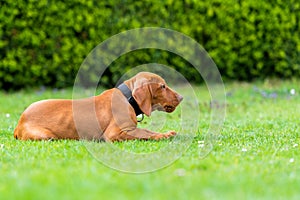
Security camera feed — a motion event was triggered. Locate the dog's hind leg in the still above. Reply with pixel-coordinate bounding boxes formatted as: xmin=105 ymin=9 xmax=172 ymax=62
xmin=14 ymin=126 xmax=58 ymax=141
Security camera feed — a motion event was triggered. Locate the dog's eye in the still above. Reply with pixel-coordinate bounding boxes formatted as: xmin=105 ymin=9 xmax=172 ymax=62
xmin=160 ymin=84 xmax=166 ymax=89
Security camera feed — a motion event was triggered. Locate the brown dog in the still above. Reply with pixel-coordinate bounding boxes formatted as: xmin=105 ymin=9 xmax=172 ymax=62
xmin=14 ymin=72 xmax=183 ymax=141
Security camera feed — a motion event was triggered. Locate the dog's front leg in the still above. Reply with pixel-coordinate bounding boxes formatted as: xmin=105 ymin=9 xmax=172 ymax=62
xmin=112 ymin=128 xmax=176 ymax=141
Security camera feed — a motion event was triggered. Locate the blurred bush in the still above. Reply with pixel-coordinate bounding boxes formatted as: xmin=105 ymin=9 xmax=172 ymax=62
xmin=0 ymin=0 xmax=299 ymax=90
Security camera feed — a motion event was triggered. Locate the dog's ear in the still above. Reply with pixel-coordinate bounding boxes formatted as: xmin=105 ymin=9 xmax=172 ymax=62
xmin=132 ymin=83 xmax=152 ymax=117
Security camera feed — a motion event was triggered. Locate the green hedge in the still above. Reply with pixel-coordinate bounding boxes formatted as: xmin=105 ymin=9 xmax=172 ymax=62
xmin=1 ymin=0 xmax=299 ymax=90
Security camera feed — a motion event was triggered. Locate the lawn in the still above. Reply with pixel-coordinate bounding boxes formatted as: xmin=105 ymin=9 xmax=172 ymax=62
xmin=0 ymin=80 xmax=300 ymax=200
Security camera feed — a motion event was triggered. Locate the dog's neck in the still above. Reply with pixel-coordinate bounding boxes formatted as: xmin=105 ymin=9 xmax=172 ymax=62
xmin=117 ymin=83 xmax=143 ymax=116
xmin=123 ymin=79 xmax=135 ymax=91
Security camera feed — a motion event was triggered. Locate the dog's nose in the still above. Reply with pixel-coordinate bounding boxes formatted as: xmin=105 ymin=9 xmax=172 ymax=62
xmin=177 ymin=94 xmax=183 ymax=102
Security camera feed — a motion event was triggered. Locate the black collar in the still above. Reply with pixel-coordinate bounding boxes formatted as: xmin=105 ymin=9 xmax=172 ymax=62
xmin=117 ymin=83 xmax=144 ymax=116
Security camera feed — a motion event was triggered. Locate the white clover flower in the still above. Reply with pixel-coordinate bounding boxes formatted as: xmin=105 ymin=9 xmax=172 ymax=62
xmin=174 ymin=168 xmax=186 ymax=177
xmin=293 ymin=144 xmax=298 ymax=148
xmin=290 ymin=89 xmax=296 ymax=95
xmin=198 ymin=140 xmax=205 ymax=148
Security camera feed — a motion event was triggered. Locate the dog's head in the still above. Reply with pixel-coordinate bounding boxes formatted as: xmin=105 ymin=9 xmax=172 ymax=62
xmin=128 ymin=72 xmax=183 ymax=116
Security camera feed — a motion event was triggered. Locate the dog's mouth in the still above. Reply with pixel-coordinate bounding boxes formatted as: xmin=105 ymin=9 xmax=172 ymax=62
xmin=152 ymin=104 xmax=177 ymax=113
xmin=164 ymin=105 xmax=175 ymax=113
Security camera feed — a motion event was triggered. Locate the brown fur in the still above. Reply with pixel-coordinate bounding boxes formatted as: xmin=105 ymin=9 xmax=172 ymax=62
xmin=14 ymin=72 xmax=183 ymax=142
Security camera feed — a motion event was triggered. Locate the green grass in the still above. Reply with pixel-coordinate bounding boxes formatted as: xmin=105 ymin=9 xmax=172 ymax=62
xmin=1 ymin=80 xmax=300 ymax=200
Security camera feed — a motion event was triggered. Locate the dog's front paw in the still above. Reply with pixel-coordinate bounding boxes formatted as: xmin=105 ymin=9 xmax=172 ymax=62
xmin=165 ymin=130 xmax=176 ymax=137
xmin=151 ymin=131 xmax=176 ymax=140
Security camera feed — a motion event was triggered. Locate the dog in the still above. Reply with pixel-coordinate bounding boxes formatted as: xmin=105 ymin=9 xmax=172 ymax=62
xmin=14 ymin=72 xmax=183 ymax=141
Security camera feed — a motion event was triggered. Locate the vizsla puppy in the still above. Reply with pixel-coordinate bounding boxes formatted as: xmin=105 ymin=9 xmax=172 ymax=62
xmin=14 ymin=72 xmax=183 ymax=141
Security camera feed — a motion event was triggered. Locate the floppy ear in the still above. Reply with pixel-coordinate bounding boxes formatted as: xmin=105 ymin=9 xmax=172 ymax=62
xmin=132 ymin=84 xmax=152 ymax=117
